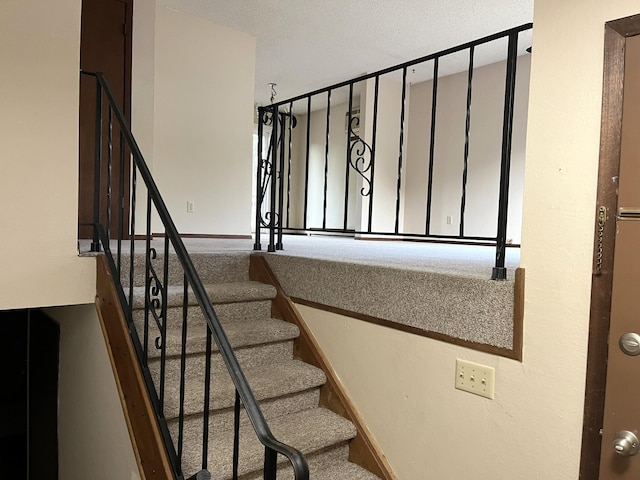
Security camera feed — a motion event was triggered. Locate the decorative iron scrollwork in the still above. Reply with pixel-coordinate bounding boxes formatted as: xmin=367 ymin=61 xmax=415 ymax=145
xmin=348 ymin=134 xmax=373 ymax=197
xmin=145 ymin=247 xmax=165 ymax=349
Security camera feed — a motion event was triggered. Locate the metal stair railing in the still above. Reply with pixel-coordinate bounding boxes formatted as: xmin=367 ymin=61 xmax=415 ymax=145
xmin=80 ymin=70 xmax=309 ymax=480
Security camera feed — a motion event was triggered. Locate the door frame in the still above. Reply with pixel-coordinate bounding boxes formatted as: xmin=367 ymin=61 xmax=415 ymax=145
xmin=78 ymin=0 xmax=133 ymax=238
xmin=580 ymin=13 xmax=640 ymax=480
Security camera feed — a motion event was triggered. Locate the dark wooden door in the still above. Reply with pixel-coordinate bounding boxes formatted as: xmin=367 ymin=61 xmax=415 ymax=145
xmin=598 ymin=33 xmax=640 ymax=479
xmin=79 ymin=0 xmax=132 ymax=239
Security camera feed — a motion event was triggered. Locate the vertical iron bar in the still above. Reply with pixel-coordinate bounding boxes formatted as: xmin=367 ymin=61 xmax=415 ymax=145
xmin=254 ymin=109 xmax=264 ymax=250
xmin=107 ymin=106 xmax=113 ymax=240
xmin=343 ymin=83 xmax=354 ymax=231
xmin=268 ymin=108 xmax=278 ymax=252
xmin=492 ymin=32 xmax=519 ymax=280
xmin=232 ymin=390 xmax=241 ymax=480
xmin=285 ymin=102 xmax=293 ymax=229
xmin=143 ymin=192 xmax=152 ymax=363
xmin=425 ymin=57 xmax=439 ymax=235
xmin=264 ymin=447 xmax=277 ymax=480
xmin=91 ymin=80 xmax=103 ymax=252
xmin=394 ymin=68 xmax=408 ymax=234
xmin=117 ymin=130 xmax=125 ymax=276
xmin=201 ymin=326 xmax=213 ymax=471
xmin=460 ymin=46 xmax=475 ymax=237
xmin=368 ymin=76 xmax=379 ymax=233
xmin=177 ymin=274 xmax=189 ymax=473
xmin=128 ymin=162 xmax=137 ymax=314
xmin=159 ymin=234 xmax=169 ymax=410
xmin=322 ymin=90 xmax=331 ymax=230
xmin=276 ymin=113 xmax=285 ymax=250
xmin=303 ymin=96 xmax=311 ymax=230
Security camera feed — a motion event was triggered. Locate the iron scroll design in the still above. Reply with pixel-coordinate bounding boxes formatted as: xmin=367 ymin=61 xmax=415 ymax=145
xmin=145 ymin=247 xmax=166 ymax=350
xmin=348 ymin=118 xmax=374 ymax=197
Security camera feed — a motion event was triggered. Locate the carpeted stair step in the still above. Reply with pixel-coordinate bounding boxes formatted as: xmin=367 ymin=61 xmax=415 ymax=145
xmin=161 ymin=359 xmax=326 ymax=419
xmin=130 ymin=281 xmax=276 ymax=309
xmin=141 ymin=315 xmax=299 ymax=359
xmin=119 ymin=251 xmax=250 ymax=287
xmin=180 ymin=407 xmax=358 ymax=480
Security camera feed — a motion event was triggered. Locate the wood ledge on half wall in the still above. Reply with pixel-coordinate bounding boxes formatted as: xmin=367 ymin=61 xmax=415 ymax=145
xmin=251 ymin=252 xmax=524 ymax=361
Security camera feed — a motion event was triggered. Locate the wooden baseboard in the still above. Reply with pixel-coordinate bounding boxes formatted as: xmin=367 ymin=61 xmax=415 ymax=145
xmin=95 ymin=255 xmax=173 ymax=479
xmin=249 ymin=254 xmax=398 ymax=480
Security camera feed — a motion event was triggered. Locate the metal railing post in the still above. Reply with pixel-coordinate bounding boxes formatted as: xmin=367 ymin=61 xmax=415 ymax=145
xmin=492 ymin=31 xmax=519 ymax=280
xmin=254 ymin=108 xmax=265 ymax=250
xmin=268 ymin=107 xmax=278 ymax=252
xmin=91 ymin=78 xmax=103 ymax=252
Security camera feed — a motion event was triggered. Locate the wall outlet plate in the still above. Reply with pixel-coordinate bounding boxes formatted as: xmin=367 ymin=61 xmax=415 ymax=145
xmin=455 ymin=359 xmax=495 ymax=399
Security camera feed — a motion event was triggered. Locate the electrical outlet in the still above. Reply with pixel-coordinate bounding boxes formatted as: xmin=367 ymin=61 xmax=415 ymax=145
xmin=446 ymin=215 xmax=453 ymax=225
xmin=187 ymin=201 xmax=195 ymax=213
xmin=455 ymin=359 xmax=495 ymax=399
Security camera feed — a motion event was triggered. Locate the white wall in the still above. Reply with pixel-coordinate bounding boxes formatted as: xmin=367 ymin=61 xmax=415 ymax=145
xmin=295 ymin=1 xmax=640 ymax=479
xmin=154 ymin=7 xmax=256 ymax=235
xmin=0 ymin=0 xmax=96 ymax=310
xmin=404 ymin=56 xmax=530 ymax=242
xmin=51 ymin=304 xmax=140 ymax=480
xmin=360 ymin=75 xmax=407 ymax=233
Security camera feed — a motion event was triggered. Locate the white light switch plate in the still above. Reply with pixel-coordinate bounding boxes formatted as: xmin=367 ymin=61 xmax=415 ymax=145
xmin=455 ymin=359 xmax=495 ymax=399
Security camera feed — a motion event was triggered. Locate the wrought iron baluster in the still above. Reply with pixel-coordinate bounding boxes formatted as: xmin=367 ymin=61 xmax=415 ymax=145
xmin=460 ymin=45 xmax=475 ymax=237
xmin=254 ymin=110 xmax=265 ymax=251
xmin=117 ymin=130 xmax=125 ymax=276
xmin=322 ymin=90 xmax=331 ymax=230
xmin=177 ymin=273 xmax=189 ymax=473
xmin=492 ymin=32 xmax=519 ymax=281
xmin=285 ymin=102 xmax=293 ymax=230
xmin=159 ymin=234 xmax=170 ymax=409
xmin=91 ymin=80 xmax=103 ymax=252
xmin=107 ymin=105 xmax=113 ymax=240
xmin=201 ymin=326 xmax=213 ymax=472
xmin=264 ymin=447 xmax=277 ymax=480
xmin=425 ymin=57 xmax=439 ymax=235
xmin=268 ymin=108 xmax=278 ymax=252
xmin=344 ymin=84 xmax=354 ymax=231
xmin=394 ymin=67 xmax=408 ymax=234
xmin=276 ymin=113 xmax=286 ymax=250
xmin=368 ymin=76 xmax=379 ymax=233
xmin=303 ymin=96 xmax=311 ymax=230
xmin=232 ymin=389 xmax=241 ymax=480
xmin=128 ymin=162 xmax=137 ymax=312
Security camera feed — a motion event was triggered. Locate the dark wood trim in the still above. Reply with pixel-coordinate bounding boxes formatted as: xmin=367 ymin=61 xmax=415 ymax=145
xmin=512 ymin=268 xmax=525 ymax=361
xmin=579 ymin=19 xmax=635 ymax=480
xmin=152 ymin=233 xmax=252 ymax=240
xmin=95 ymin=255 xmax=173 ymax=479
xmin=249 ymin=254 xmax=398 ymax=480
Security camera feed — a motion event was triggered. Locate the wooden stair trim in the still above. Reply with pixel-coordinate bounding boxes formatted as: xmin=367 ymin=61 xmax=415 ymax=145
xmin=95 ymin=255 xmax=174 ymax=479
xmin=249 ymin=254 xmax=398 ymax=480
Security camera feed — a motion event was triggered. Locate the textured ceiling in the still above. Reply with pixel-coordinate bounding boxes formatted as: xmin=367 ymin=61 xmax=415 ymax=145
xmin=158 ymin=0 xmax=534 ymax=106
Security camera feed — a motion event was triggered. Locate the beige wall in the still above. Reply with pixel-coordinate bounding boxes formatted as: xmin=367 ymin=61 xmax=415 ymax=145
xmin=404 ymin=55 xmax=530 ymax=243
xmin=297 ymin=1 xmax=640 ymax=479
xmin=153 ymin=7 xmax=256 ymax=236
xmin=0 ymin=0 xmax=96 ymax=310
xmin=51 ymin=304 xmax=140 ymax=480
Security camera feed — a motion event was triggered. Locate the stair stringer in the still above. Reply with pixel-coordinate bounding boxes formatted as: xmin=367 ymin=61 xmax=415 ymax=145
xmin=95 ymin=254 xmax=175 ymax=479
xmin=249 ymin=254 xmax=398 ymax=480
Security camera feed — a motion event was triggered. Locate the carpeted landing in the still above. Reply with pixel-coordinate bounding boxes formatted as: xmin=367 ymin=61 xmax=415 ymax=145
xmin=125 ymin=250 xmax=380 ymax=480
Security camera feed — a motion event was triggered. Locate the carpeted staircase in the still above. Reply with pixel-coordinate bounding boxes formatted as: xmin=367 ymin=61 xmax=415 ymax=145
xmin=125 ymin=251 xmax=379 ymax=479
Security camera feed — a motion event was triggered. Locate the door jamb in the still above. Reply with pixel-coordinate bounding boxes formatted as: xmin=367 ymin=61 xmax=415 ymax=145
xmin=580 ymin=13 xmax=640 ymax=480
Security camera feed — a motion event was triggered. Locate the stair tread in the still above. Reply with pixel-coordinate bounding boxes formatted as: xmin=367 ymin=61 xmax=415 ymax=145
xmin=164 ymin=359 xmax=326 ymax=418
xmin=311 ymin=460 xmax=381 ymax=480
xmin=144 ymin=316 xmax=300 ymax=357
xmin=181 ymin=407 xmax=357 ymax=479
xmin=131 ymin=281 xmax=276 ymax=308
